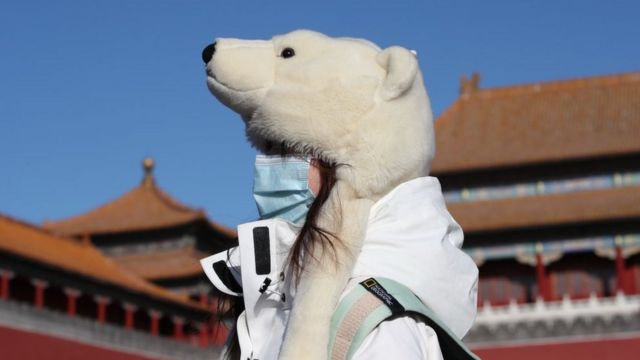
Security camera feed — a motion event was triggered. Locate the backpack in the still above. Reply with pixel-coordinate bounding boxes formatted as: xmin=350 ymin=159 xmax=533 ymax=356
xmin=328 ymin=277 xmax=480 ymax=360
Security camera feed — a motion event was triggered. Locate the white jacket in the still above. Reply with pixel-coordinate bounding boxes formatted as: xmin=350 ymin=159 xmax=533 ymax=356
xmin=201 ymin=177 xmax=478 ymax=359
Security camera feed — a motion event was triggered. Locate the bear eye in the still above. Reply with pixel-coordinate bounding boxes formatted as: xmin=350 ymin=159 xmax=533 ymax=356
xmin=281 ymin=47 xmax=295 ymax=59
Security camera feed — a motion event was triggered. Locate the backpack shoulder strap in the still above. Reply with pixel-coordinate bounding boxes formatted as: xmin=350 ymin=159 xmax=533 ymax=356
xmin=328 ymin=277 xmax=480 ymax=360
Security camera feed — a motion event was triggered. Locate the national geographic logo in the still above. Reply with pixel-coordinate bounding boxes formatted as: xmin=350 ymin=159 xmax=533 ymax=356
xmin=360 ymin=278 xmax=405 ymax=314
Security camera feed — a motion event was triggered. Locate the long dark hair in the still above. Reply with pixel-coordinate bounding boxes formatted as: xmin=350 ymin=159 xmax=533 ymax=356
xmin=288 ymin=158 xmax=339 ymax=282
xmin=220 ymin=158 xmax=339 ymax=359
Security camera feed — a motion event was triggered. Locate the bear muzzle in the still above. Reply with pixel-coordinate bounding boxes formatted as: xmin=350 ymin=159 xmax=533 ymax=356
xmin=202 ymin=42 xmax=216 ymax=64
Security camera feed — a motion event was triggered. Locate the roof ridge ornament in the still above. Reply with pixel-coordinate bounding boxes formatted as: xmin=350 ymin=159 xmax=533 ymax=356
xmin=460 ymin=72 xmax=481 ymax=97
xmin=142 ymin=157 xmax=155 ymax=187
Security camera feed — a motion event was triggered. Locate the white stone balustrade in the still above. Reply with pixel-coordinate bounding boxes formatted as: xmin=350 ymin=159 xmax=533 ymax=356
xmin=475 ymin=292 xmax=640 ymax=328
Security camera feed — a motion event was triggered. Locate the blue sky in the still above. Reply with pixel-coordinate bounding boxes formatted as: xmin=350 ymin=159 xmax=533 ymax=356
xmin=1 ymin=0 xmax=638 ymax=228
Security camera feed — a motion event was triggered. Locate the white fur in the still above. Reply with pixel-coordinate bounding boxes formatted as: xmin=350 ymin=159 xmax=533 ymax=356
xmin=205 ymin=30 xmax=435 ymax=360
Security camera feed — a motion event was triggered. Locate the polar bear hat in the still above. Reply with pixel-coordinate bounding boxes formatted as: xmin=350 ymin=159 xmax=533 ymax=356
xmin=204 ymin=30 xmax=435 ymax=359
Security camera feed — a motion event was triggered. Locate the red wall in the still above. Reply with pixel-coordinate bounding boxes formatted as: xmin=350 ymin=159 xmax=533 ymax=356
xmin=473 ymin=336 xmax=640 ymax=360
xmin=0 ymin=325 xmax=158 ymax=360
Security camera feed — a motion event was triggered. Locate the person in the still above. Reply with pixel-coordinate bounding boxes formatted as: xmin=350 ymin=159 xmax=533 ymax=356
xmin=201 ymin=155 xmax=479 ymax=360
xmin=200 ymin=30 xmax=479 ymax=360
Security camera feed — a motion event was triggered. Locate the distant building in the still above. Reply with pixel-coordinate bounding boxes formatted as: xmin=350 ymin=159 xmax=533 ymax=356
xmin=432 ymin=72 xmax=640 ymax=359
xmin=0 ymin=159 xmax=235 ymax=359
xmin=0 ymin=214 xmax=219 ymax=359
xmin=43 ymin=158 xmax=236 ymax=302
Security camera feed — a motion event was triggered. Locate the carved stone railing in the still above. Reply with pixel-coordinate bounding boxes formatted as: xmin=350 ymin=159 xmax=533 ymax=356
xmin=465 ymin=292 xmax=640 ymax=346
xmin=0 ymin=299 xmax=220 ymax=359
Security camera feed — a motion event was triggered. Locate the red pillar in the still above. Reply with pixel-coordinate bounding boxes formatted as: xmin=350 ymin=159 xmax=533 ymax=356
xmin=199 ymin=292 xmax=209 ymax=306
xmin=31 ymin=279 xmax=48 ymax=309
xmin=172 ymin=316 xmax=185 ymax=340
xmin=198 ymin=291 xmax=211 ymax=345
xmin=211 ymin=322 xmax=229 ymax=345
xmin=95 ymin=296 xmax=110 ymax=324
xmin=149 ymin=310 xmax=162 ymax=336
xmin=64 ymin=288 xmax=81 ymax=316
xmin=199 ymin=323 xmax=209 ymax=348
xmin=1 ymin=270 xmax=14 ymax=300
xmin=615 ymin=245 xmax=628 ymax=294
xmin=535 ymin=244 xmax=551 ymax=301
xmin=209 ymin=297 xmax=226 ymax=344
xmin=123 ymin=303 xmax=137 ymax=330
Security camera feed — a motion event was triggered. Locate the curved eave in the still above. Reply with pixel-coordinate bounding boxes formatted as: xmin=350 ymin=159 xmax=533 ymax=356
xmin=0 ymin=249 xmax=209 ymax=317
xmin=0 ymin=214 xmax=207 ymax=315
xmin=42 ymin=183 xmax=236 ymax=239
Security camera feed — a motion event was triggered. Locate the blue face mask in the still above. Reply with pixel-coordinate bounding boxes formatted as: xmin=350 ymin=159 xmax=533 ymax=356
xmin=253 ymin=155 xmax=316 ymax=225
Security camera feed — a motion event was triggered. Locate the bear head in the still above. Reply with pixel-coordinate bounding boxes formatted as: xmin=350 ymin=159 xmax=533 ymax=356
xmin=205 ymin=30 xmax=434 ymax=199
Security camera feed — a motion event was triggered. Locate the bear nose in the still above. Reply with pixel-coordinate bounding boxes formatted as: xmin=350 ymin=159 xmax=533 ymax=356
xmin=202 ymin=42 xmax=216 ymax=64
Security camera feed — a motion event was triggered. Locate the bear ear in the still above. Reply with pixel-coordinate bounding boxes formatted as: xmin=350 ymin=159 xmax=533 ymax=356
xmin=376 ymin=46 xmax=418 ymax=101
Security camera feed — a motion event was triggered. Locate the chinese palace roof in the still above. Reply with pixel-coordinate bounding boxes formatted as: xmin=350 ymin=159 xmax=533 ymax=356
xmin=0 ymin=213 xmax=205 ymax=311
xmin=433 ymin=72 xmax=640 ymax=233
xmin=41 ymin=158 xmax=236 ymax=283
xmin=432 ymin=72 xmax=640 ymax=174
xmin=43 ymin=158 xmax=236 ymax=238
